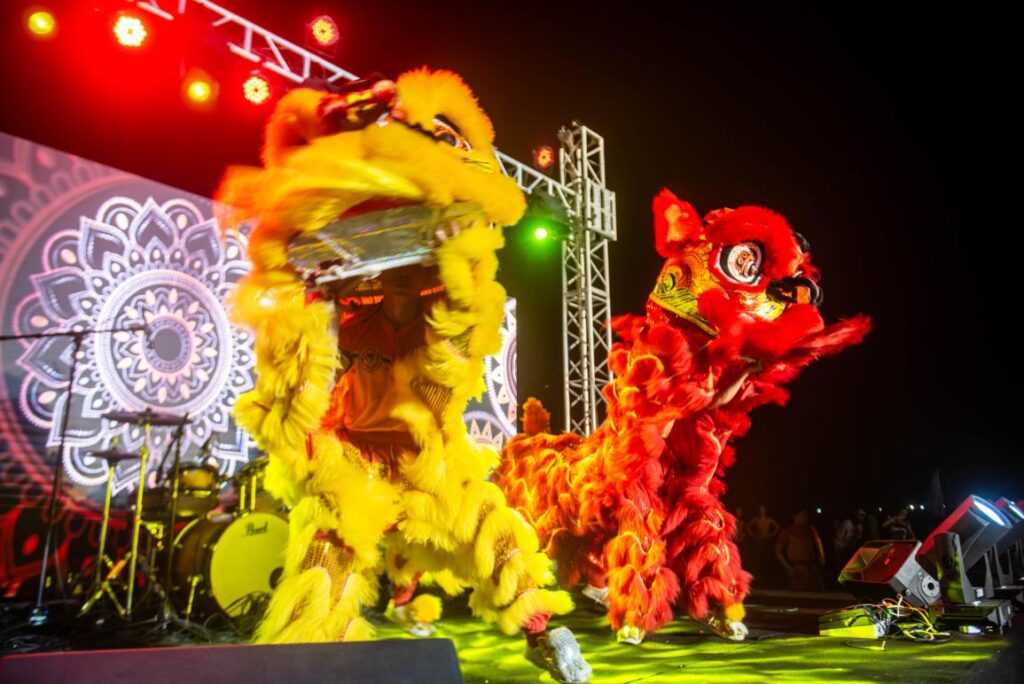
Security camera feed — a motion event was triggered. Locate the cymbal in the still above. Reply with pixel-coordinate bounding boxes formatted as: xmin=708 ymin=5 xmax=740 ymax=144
xmin=88 ymin=449 xmax=141 ymax=463
xmin=103 ymin=409 xmax=189 ymax=426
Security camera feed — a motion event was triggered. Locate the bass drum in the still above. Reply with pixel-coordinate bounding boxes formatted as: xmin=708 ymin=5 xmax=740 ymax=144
xmin=171 ymin=512 xmax=288 ymax=617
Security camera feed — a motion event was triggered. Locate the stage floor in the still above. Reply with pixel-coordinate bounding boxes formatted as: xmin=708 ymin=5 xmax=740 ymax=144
xmin=403 ymin=588 xmax=1018 ymax=683
xmin=1 ymin=588 xmax=1018 ymax=682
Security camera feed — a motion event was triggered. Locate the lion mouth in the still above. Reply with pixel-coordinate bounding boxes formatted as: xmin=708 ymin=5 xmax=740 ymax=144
xmin=288 ymin=201 xmax=483 ymax=283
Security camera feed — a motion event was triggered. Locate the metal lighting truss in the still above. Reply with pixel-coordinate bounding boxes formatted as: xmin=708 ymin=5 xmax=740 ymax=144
xmin=132 ymin=0 xmax=617 ymax=433
xmin=558 ymin=125 xmax=616 ymax=433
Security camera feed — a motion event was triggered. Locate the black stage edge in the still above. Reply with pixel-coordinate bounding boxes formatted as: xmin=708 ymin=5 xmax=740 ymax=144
xmin=0 ymin=639 xmax=463 ymax=684
xmin=962 ymin=622 xmax=1023 ymax=683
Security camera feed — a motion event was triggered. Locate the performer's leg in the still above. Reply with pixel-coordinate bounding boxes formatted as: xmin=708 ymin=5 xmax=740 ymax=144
xmin=256 ymin=432 xmax=402 ymax=643
xmin=603 ymin=499 xmax=679 ymax=644
xmin=398 ymin=450 xmax=590 ymax=683
xmin=667 ymin=500 xmax=751 ymax=641
xmin=383 ymin=543 xmax=442 ymax=636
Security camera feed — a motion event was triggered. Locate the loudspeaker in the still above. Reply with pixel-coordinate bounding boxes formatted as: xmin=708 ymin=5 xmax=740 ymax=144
xmin=839 ymin=540 xmax=941 ymax=606
xmin=0 ymin=639 xmax=463 ymax=684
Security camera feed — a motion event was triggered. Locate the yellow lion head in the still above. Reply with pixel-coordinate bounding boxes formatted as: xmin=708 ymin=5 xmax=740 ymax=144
xmin=217 ymin=68 xmax=525 ymax=278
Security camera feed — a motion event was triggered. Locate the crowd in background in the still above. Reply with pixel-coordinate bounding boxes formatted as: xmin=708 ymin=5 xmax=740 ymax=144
xmin=733 ymin=504 xmax=927 ymax=592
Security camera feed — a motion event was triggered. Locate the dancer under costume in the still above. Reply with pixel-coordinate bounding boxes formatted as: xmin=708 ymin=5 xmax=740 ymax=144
xmin=499 ymin=190 xmax=869 ymax=644
xmin=218 ymin=69 xmax=590 ymax=683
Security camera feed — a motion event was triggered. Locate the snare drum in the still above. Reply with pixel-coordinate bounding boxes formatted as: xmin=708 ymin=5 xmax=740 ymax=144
xmin=170 ymin=511 xmax=288 ymax=618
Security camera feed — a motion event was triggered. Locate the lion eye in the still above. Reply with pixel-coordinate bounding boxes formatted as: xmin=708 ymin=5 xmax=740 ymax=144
xmin=434 ymin=118 xmax=471 ymax=151
xmin=719 ymin=242 xmax=763 ymax=285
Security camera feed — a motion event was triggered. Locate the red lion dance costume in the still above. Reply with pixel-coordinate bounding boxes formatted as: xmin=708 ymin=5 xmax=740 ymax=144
xmin=499 ymin=190 xmax=869 ymax=643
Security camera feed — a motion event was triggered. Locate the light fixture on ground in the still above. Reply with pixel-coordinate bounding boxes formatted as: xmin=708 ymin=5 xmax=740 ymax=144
xmin=839 ymin=540 xmax=941 ymax=607
xmin=916 ymin=495 xmax=1015 ymax=632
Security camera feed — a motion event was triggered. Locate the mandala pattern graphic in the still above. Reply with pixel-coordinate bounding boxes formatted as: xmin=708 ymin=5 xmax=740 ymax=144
xmin=466 ymin=299 xmax=518 ymax=449
xmin=14 ymin=197 xmax=255 ymax=497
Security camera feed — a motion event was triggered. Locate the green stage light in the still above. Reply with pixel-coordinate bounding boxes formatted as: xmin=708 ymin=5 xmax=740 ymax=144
xmin=515 ymin=188 xmax=570 ymax=244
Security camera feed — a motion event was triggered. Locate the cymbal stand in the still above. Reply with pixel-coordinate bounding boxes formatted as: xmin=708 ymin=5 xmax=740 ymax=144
xmin=163 ymin=414 xmax=190 ymax=619
xmin=78 ymin=448 xmax=118 ymax=616
xmin=0 ymin=323 xmax=145 ymax=626
xmin=125 ymin=413 xmax=154 ymax=618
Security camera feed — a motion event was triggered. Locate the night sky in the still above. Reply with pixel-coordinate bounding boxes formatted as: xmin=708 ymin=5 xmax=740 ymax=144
xmin=1 ymin=2 xmax=1018 ymax=518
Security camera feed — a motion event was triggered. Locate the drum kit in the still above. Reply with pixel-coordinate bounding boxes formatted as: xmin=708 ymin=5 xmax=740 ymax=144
xmin=78 ymin=408 xmax=288 ymax=626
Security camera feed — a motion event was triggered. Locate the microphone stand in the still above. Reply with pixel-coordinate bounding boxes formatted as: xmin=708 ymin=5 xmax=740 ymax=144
xmin=163 ymin=413 xmax=190 ymax=620
xmin=0 ymin=324 xmax=146 ymax=626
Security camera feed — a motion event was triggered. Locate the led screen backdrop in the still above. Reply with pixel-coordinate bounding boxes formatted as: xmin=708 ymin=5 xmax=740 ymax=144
xmin=0 ymin=132 xmax=517 ymax=596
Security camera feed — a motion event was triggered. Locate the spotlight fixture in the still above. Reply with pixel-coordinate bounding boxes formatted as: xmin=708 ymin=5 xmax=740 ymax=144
xmin=26 ymin=9 xmax=56 ymax=38
xmin=243 ymin=72 xmax=272 ymax=105
xmin=517 ymin=188 xmax=571 ymax=244
xmin=839 ymin=540 xmax=940 ymax=607
xmin=993 ymin=497 xmax=1024 ymax=588
xmin=113 ymin=14 xmax=147 ymax=48
xmin=533 ymin=145 xmax=555 ymax=171
xmin=917 ymin=495 xmax=1011 ymax=603
xmin=309 ymin=15 xmax=339 ymax=49
xmin=181 ymin=69 xmax=218 ymax=110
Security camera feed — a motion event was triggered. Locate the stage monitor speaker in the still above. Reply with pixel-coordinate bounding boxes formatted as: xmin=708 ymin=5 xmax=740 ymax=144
xmin=0 ymin=638 xmax=463 ymax=684
xmin=839 ymin=540 xmax=941 ymax=606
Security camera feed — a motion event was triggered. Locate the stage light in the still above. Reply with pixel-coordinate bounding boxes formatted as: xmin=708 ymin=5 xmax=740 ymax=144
xmin=243 ymin=73 xmax=272 ymax=105
xmin=839 ymin=540 xmax=941 ymax=607
xmin=27 ymin=9 xmax=56 ymax=38
xmin=908 ymin=504 xmax=915 ymax=511
xmin=919 ymin=495 xmax=1010 ymax=569
xmin=309 ymin=15 xmax=339 ymax=48
xmin=181 ymin=69 xmax=218 ymax=110
xmin=113 ymin=14 xmax=147 ymax=48
xmin=917 ymin=495 xmax=1011 ymax=603
xmin=517 ymin=188 xmax=571 ymax=244
xmin=996 ymin=498 xmax=1024 ymax=523
xmin=188 ymin=80 xmax=212 ymax=103
xmin=533 ymin=145 xmax=555 ymax=171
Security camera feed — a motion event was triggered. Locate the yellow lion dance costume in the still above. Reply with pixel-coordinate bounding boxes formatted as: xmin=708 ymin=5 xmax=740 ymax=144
xmin=216 ymin=69 xmax=590 ymax=683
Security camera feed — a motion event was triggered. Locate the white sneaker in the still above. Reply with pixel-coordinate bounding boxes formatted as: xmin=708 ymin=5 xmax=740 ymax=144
xmin=581 ymin=584 xmax=609 ymax=607
xmin=616 ymin=625 xmax=646 ymax=645
xmin=526 ymin=626 xmax=592 ymax=683
xmin=386 ymin=602 xmax=436 ymax=637
xmin=705 ymin=612 xmax=748 ymax=641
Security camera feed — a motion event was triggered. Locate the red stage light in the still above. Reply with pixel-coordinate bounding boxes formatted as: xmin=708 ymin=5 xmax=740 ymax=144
xmin=309 ymin=15 xmax=339 ymax=47
xmin=243 ymin=73 xmax=272 ymax=105
xmin=26 ymin=9 xmax=57 ymax=38
xmin=113 ymin=14 xmax=147 ymax=47
xmin=534 ymin=145 xmax=555 ymax=170
xmin=187 ymin=79 xmax=213 ymax=103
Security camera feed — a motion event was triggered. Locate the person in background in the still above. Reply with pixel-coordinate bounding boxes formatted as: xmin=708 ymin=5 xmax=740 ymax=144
xmin=833 ymin=508 xmax=866 ymax=567
xmin=775 ymin=509 xmax=826 ymax=591
xmin=746 ymin=504 xmax=780 ymax=583
xmin=882 ymin=507 xmax=915 ymax=540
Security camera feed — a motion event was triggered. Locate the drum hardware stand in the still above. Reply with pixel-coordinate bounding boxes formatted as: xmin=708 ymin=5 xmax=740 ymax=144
xmin=0 ymin=322 xmax=146 ymax=626
xmin=162 ymin=414 xmax=190 ymax=620
xmin=184 ymin=575 xmax=202 ymax=622
xmin=78 ymin=441 xmax=139 ymax=617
